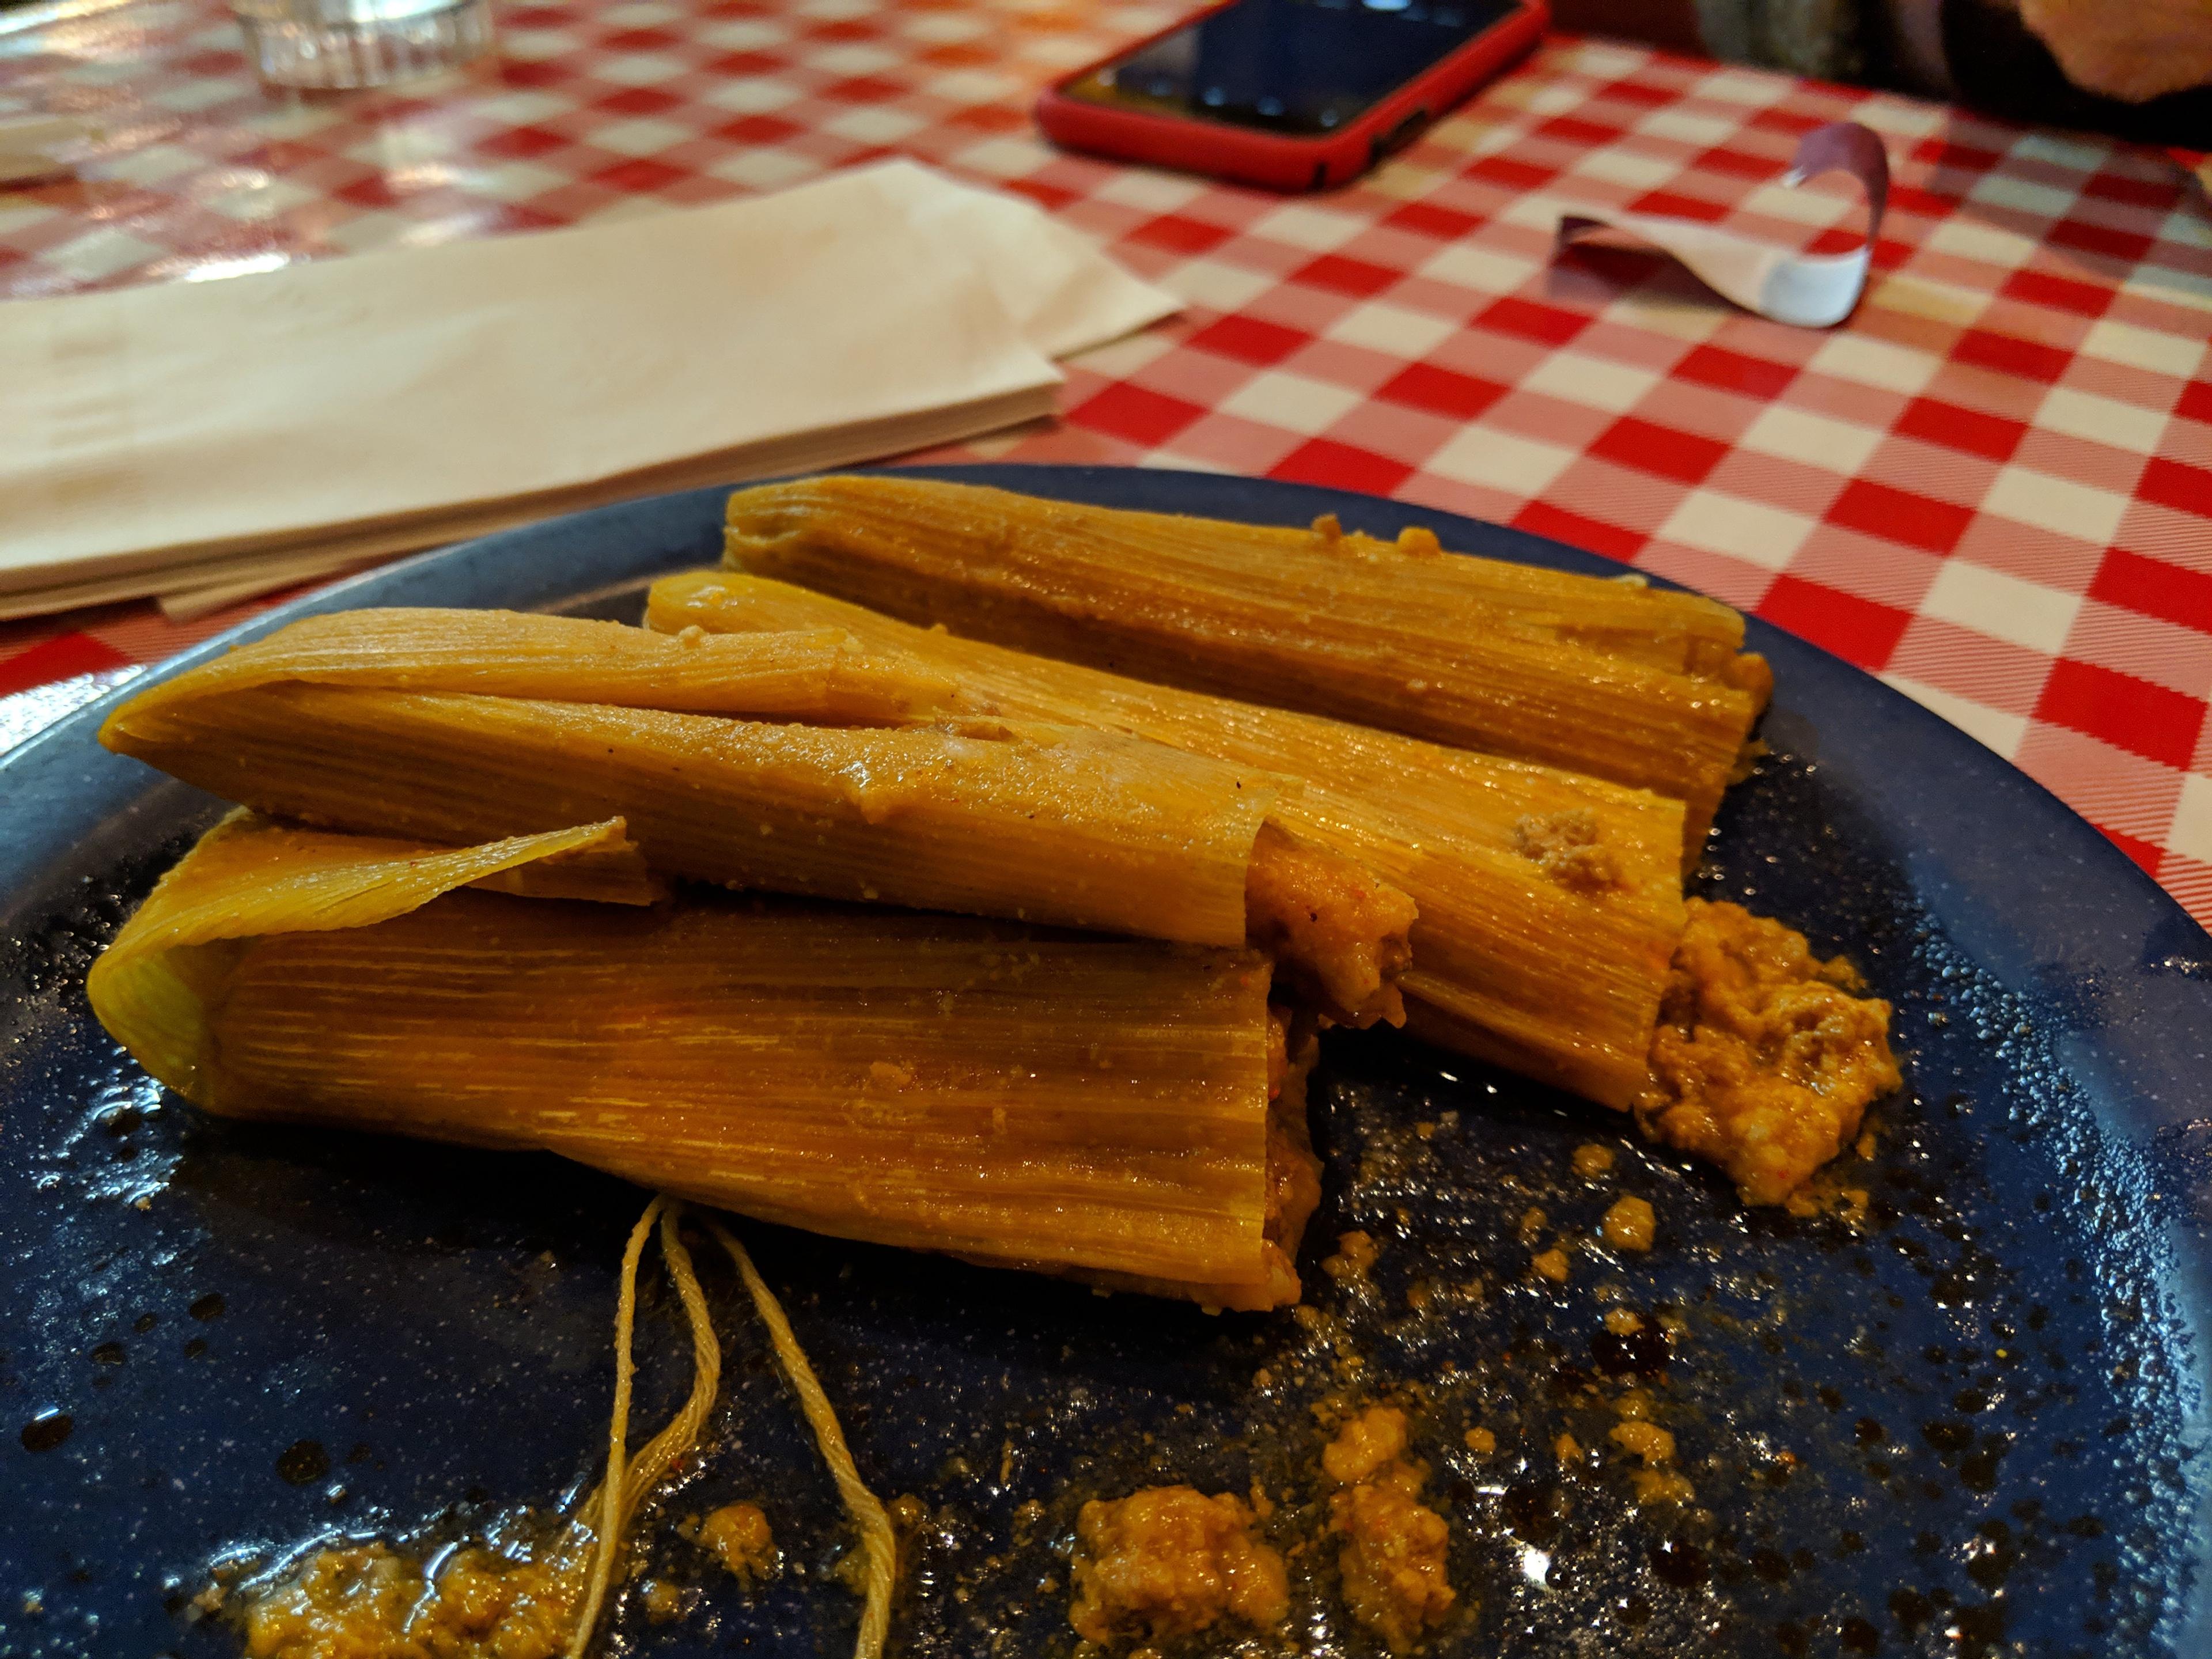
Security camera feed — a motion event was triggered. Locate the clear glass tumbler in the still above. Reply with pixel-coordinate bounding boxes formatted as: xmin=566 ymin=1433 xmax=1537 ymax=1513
xmin=231 ymin=0 xmax=497 ymax=91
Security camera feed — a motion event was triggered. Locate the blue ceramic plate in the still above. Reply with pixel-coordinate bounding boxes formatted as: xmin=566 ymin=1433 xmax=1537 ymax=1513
xmin=3 ymin=466 xmax=2209 ymax=1659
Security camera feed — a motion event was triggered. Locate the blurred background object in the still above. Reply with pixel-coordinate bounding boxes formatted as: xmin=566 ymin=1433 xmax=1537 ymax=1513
xmin=1553 ymin=0 xmax=2212 ymax=145
xmin=229 ymin=0 xmax=494 ymax=89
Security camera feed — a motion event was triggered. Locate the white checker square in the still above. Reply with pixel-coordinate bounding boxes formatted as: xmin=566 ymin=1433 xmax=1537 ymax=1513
xmin=806 ymin=43 xmax=900 ymax=77
xmin=1562 ymin=39 xmax=1644 ymax=78
xmin=151 ymin=77 xmax=244 ymax=115
xmin=468 ymin=160 xmax=573 ymax=202
xmin=1983 ymin=466 xmax=2130 ymax=547
xmin=1571 ymin=147 xmax=1677 ymax=191
xmin=0 ymin=199 xmax=58 ymax=238
xmin=1967 ymin=171 xmax=2080 ymax=222
xmin=704 ymin=148 xmax=821 ymax=191
xmin=496 ymin=26 xmax=573 ymax=60
xmin=1162 ymin=256 xmax=1279 ymax=313
xmin=2135 ymin=261 xmax=2212 ymax=314
xmin=1656 ymin=491 xmax=1816 ymax=571
xmin=797 ymin=0 xmax=877 ymax=18
xmin=1634 ymin=107 xmax=1736 ymax=147
xmin=1418 ymin=240 xmax=1539 ymax=296
xmin=1518 ymin=350 xmax=1662 ymax=415
xmin=1513 ymin=81 xmax=1593 ymax=119
xmin=1495 ymin=192 xmax=1567 ymax=233
xmin=700 ymin=77 xmax=801 ymax=115
xmin=1740 ymin=177 xmax=1860 ymax=227
xmin=469 ymin=89 xmax=572 ymax=127
xmin=601 ymin=0 xmax=683 ymax=24
xmin=2169 ymin=773 xmax=2212 ymax=866
xmin=950 ymin=135 xmax=1056 ymax=179
xmin=1882 ymin=675 xmax=2028 ymax=759
xmin=1067 ymin=327 xmax=1180 ymax=380
xmin=1426 ymin=427 xmax=1578 ymax=496
xmin=99 ymin=144 xmax=209 ymax=188
xmin=1247 ymin=202 xmax=1368 ymax=253
xmin=1923 ymin=215 xmax=2038 ymax=270
xmin=43 ymin=226 xmax=167 ymax=283
xmin=1016 ymin=35 xmax=1103 ymax=70
xmin=2008 ymin=130 xmax=2106 ymax=177
xmin=1217 ymin=370 xmax=1366 ymax=435
xmin=1601 ymin=287 xmax=1730 ymax=345
xmin=1093 ymin=171 xmax=1207 ymax=214
xmin=2081 ymin=318 xmax=2210 ymax=375
xmin=1322 ymin=301 xmax=1461 ymax=359
xmin=2160 ymin=205 xmax=2212 ymax=251
xmin=925 ymin=69 xmax=1021 ymax=106
xmin=900 ymin=10 xmax=988 ymax=43
xmin=696 ymin=17 xmax=787 ymax=50
xmin=200 ymin=175 xmax=323 ymax=224
xmin=821 ymin=104 xmax=927 ymax=145
xmin=593 ymin=53 xmax=693 ymax=88
xmin=2034 ymin=386 xmax=2171 ymax=456
xmin=1805 ymin=332 xmax=1942 ymax=396
xmin=1739 ymin=405 xmax=1885 ymax=472
xmin=1873 ymin=274 xmax=1988 ymax=331
xmin=1691 ymin=67 xmax=1786 ymax=106
xmin=589 ymin=117 xmax=692 ymax=157
xmin=1919 ymin=559 xmax=2082 ymax=654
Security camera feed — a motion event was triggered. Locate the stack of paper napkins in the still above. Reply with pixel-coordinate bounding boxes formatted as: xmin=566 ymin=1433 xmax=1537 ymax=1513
xmin=0 ymin=160 xmax=1177 ymax=619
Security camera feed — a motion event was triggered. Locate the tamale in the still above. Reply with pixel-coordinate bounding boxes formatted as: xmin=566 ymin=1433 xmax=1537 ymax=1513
xmin=648 ymin=571 xmax=1687 ymax=1109
xmin=89 ymin=815 xmax=1315 ymax=1308
xmin=719 ymin=475 xmax=1768 ymax=851
xmin=103 ymin=637 xmax=1414 ymax=1022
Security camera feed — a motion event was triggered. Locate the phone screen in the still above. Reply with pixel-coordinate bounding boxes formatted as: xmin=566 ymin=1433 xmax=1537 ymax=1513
xmin=1062 ymin=0 xmax=1521 ymax=137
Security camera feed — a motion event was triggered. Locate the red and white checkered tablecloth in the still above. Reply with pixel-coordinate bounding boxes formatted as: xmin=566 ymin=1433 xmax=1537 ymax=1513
xmin=4 ymin=1 xmax=2210 ymax=925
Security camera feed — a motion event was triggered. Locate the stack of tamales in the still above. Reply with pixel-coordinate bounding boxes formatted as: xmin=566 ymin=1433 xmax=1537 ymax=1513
xmin=90 ymin=475 xmax=1891 ymax=1310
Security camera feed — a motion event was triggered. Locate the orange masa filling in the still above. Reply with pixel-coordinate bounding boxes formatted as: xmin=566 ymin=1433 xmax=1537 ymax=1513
xmin=1067 ymin=1486 xmax=1289 ymax=1646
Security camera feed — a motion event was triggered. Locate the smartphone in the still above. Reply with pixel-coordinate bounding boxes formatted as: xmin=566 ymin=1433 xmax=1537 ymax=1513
xmin=1036 ymin=0 xmax=1549 ymax=192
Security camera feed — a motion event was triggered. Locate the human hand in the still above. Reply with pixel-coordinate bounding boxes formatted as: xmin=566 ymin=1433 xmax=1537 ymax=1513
xmin=2017 ymin=0 xmax=2212 ymax=103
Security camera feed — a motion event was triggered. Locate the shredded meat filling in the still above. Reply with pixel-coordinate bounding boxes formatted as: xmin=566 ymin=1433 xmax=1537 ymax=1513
xmin=1638 ymin=898 xmax=1900 ymax=1206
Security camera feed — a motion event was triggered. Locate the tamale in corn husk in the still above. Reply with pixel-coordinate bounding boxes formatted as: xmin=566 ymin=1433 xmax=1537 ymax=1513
xmin=718 ymin=475 xmax=1768 ymax=852
xmin=89 ymin=815 xmax=1317 ymax=1309
xmin=101 ymin=616 xmax=1415 ymax=1023
xmin=648 ymin=571 xmax=1687 ymax=1109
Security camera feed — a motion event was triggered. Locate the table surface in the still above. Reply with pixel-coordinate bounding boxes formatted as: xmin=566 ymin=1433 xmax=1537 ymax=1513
xmin=5 ymin=0 xmax=2211 ymax=931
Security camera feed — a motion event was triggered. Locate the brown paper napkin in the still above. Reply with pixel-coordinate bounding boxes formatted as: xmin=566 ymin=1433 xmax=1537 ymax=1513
xmin=0 ymin=160 xmax=1177 ymax=620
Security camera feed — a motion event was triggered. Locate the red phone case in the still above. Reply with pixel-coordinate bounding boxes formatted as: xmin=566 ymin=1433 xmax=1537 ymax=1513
xmin=1035 ymin=0 xmax=1549 ymax=192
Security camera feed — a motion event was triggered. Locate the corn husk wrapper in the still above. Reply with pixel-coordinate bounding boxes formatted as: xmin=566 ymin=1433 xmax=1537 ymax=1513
xmin=101 ymin=674 xmax=1285 ymax=949
xmin=90 ymin=815 xmax=1305 ymax=1305
xmin=720 ymin=474 xmax=1764 ymax=852
xmin=650 ymin=572 xmax=1687 ymax=1109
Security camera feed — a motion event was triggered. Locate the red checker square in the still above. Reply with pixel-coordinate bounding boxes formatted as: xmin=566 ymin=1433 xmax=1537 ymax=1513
xmin=946 ymin=103 xmax=1028 ymax=134
xmin=1513 ymin=499 xmax=1646 ymax=564
xmin=1952 ymin=327 xmax=2074 ymax=385
xmin=1895 ymin=396 xmax=2027 ymax=463
xmin=2091 ymin=548 xmax=2212 ymax=634
xmin=1596 ymin=76 xmax=1672 ymax=108
xmin=1464 ymin=154 xmax=1555 ymax=192
xmin=2012 ymin=722 xmax=2186 ymax=842
xmin=821 ymin=74 xmax=904 ymax=104
xmin=1385 ymin=201 xmax=1483 ymax=241
xmin=499 ymin=59 xmax=569 ymax=89
xmin=1589 ymin=416 xmax=1729 ymax=486
xmin=920 ymin=42 xmax=997 ymax=68
xmin=2175 ymin=384 xmax=2212 ymax=426
xmin=1269 ymin=438 xmax=1415 ymax=495
xmin=806 ymin=18 xmax=878 ymax=40
xmin=1748 ymin=106 xmax=1824 ymax=137
xmin=1630 ymin=188 xmax=1729 ymax=224
xmin=0 ymin=632 xmax=133 ymax=698
xmin=703 ymin=50 xmax=780 ymax=75
xmin=599 ymin=26 xmax=678 ymax=50
xmin=1293 ymin=253 xmax=1399 ymax=299
xmin=1825 ymin=478 xmax=1976 ymax=555
xmin=1787 ymin=525 xmax=1942 ymax=611
xmin=1194 ymin=316 xmax=1309 ymax=369
xmin=334 ymin=174 xmax=403 ymax=209
xmin=1673 ymin=343 xmax=1799 ymax=401
xmin=589 ymin=157 xmax=688 ymax=194
xmin=1536 ymin=114 xmax=1623 ymax=147
xmin=478 ymin=124 xmax=570 ymax=160
xmin=1694 ymin=145 xmax=1782 ymax=183
xmin=2048 ymin=217 xmax=2153 ymax=264
xmin=2113 ymin=501 xmax=2212 ymax=578
xmin=2082 ymin=168 xmax=2180 ymax=210
xmin=2033 ymin=658 xmax=2206 ymax=770
xmin=1476 ymin=295 xmax=1588 ymax=348
xmin=1071 ymin=382 xmax=1207 ymax=449
xmin=1380 ymin=362 xmax=1507 ymax=422
xmin=2138 ymin=455 xmax=2212 ymax=520
xmin=1758 ymin=575 xmax=1914 ymax=669
xmin=1633 ymin=541 xmax=1779 ymax=611
xmin=1887 ymin=617 xmax=2055 ymax=715
xmin=2002 ymin=266 xmax=2115 ymax=319
xmin=1127 ymin=214 xmax=1232 ymax=256
xmin=596 ymin=85 xmax=683 ymax=116
xmin=714 ymin=113 xmax=801 ymax=145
